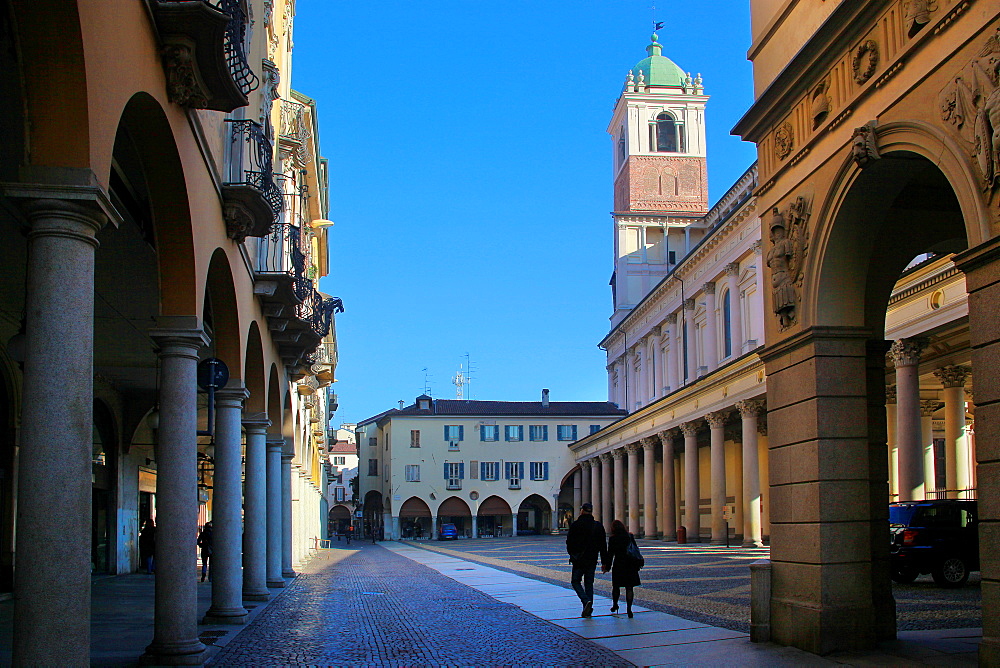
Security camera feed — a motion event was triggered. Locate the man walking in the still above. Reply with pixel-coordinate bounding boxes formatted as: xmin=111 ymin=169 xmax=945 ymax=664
xmin=566 ymin=502 xmax=607 ymax=617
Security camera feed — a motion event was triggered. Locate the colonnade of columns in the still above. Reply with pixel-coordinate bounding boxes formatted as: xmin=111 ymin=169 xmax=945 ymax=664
xmin=886 ymin=337 xmax=974 ymax=502
xmin=577 ymin=398 xmax=766 ymax=545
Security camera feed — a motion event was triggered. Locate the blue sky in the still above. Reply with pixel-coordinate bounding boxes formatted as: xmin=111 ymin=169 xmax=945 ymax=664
xmin=294 ymin=1 xmax=758 ymax=425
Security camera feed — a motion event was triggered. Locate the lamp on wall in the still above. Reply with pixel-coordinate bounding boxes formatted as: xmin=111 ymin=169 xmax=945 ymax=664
xmin=309 ymin=219 xmax=334 ymax=229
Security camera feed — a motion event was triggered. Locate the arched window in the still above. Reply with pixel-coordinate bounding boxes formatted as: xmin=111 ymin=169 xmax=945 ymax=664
xmin=722 ymin=290 xmax=733 ymax=358
xmin=618 ymin=131 xmax=626 ymax=166
xmin=651 ymin=112 xmax=684 ymax=153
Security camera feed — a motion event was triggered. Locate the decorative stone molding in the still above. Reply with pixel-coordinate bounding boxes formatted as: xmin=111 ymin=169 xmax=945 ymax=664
xmin=919 ymin=400 xmax=943 ymax=417
xmin=703 ymin=281 xmax=716 ymax=295
xmin=757 ymin=412 xmax=768 ymax=436
xmin=736 ymin=398 xmax=766 ymax=418
xmin=224 ymin=199 xmax=257 ymax=243
xmin=766 ymin=196 xmax=810 ymax=330
xmin=933 ymin=364 xmax=971 ymax=388
xmin=851 ymin=121 xmax=880 ymax=168
xmin=680 ymin=420 xmax=701 ymax=437
xmin=773 ymin=121 xmax=794 ymax=160
xmin=260 ymin=60 xmax=280 ymax=141
xmin=889 ymin=338 xmax=928 ymax=367
xmin=683 ymin=298 xmax=696 ymax=311
xmin=886 ymin=384 xmax=897 ymax=404
xmin=665 ymin=313 xmax=678 ymax=324
xmin=852 ymin=39 xmax=879 ymax=85
xmin=162 ymin=44 xmax=209 ymax=108
xmin=612 ymin=447 xmax=626 ymax=460
xmin=651 ymin=325 xmax=662 ymax=337
xmin=725 ymin=262 xmax=741 ymax=277
xmin=706 ymin=410 xmax=729 ymax=429
xmin=752 ymin=240 xmax=763 ymax=255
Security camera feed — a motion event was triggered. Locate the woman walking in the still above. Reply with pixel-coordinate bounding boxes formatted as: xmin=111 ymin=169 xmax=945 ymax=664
xmin=602 ymin=519 xmax=641 ymax=618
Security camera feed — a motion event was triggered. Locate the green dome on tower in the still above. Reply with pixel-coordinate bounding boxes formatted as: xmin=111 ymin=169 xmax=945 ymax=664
xmin=631 ymin=33 xmax=687 ymax=87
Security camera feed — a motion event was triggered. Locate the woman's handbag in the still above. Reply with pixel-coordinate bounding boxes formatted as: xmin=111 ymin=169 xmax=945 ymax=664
xmin=626 ymin=535 xmax=645 ymax=570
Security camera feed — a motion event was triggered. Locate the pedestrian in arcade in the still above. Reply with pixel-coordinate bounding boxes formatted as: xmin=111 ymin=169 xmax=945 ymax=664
xmin=139 ymin=518 xmax=156 ymax=574
xmin=565 ymin=502 xmax=608 ymax=618
xmin=603 ymin=519 xmax=642 ymax=618
xmin=197 ymin=521 xmax=214 ymax=582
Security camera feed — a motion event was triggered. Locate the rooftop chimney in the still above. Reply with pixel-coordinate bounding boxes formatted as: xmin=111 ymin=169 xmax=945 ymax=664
xmin=398 ymin=400 xmax=405 ymax=409
xmin=541 ymin=388 xmax=550 ymax=407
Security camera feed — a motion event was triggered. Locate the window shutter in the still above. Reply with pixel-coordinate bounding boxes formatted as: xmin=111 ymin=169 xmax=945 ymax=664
xmin=495 ymin=462 xmax=501 ymax=479
xmin=458 ymin=425 xmax=464 ymax=441
xmin=518 ymin=426 xmax=524 ymax=441
xmin=518 ymin=462 xmax=524 ymax=479
xmin=571 ymin=425 xmax=578 ymax=440
xmin=459 ymin=462 xmax=465 ymax=479
xmin=479 ymin=425 xmax=485 ymax=441
xmin=543 ymin=462 xmax=549 ymax=480
xmin=444 ymin=425 xmax=449 ymax=441
xmin=504 ymin=426 xmax=510 ymax=442
xmin=542 ymin=425 xmax=548 ymax=440
xmin=480 ymin=462 xmax=486 ymax=479
xmin=443 ymin=463 xmax=449 ymax=479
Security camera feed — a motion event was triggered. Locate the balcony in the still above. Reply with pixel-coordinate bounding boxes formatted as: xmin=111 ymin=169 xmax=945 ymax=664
xmin=273 ymin=288 xmax=343 ymax=366
xmin=223 ymin=119 xmax=282 ymax=242
xmin=279 ymin=99 xmax=313 ymax=165
xmin=254 ymin=222 xmax=305 ymax=306
xmin=153 ymin=0 xmax=259 ymax=111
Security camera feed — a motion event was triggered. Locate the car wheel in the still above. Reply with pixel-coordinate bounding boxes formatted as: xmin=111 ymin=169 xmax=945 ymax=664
xmin=932 ymin=556 xmax=969 ymax=587
xmin=891 ymin=567 xmax=919 ymax=584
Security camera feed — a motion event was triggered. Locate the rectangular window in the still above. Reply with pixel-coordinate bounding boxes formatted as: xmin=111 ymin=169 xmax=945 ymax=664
xmin=444 ymin=462 xmax=464 ymax=490
xmin=405 ymin=464 xmax=420 ymax=482
xmin=481 ymin=461 xmax=500 ymax=481
xmin=480 ymin=425 xmax=499 ymax=441
xmin=557 ymin=425 xmax=578 ymax=441
xmin=529 ymin=462 xmax=549 ymax=481
xmin=505 ymin=461 xmax=524 ymax=489
xmin=444 ymin=425 xmax=464 ymax=442
xmin=504 ymin=425 xmax=524 ymax=442
xmin=367 ymin=459 xmax=378 ymax=476
xmin=332 ymin=456 xmax=347 ymax=465
xmin=410 ymin=430 xmax=420 ymax=448
xmin=368 ymin=437 xmax=377 ymax=448
xmin=589 ymin=425 xmax=601 ymax=435
xmin=470 ymin=460 xmax=479 ymax=479
xmin=529 ymin=425 xmax=548 ymax=441
xmin=335 ymin=487 xmax=346 ymax=502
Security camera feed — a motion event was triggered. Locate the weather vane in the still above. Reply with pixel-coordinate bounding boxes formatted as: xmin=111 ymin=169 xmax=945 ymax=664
xmin=652 ymin=3 xmax=664 ymax=31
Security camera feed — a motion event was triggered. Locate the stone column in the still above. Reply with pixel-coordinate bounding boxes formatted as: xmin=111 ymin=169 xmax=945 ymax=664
xmin=591 ymin=458 xmax=602 ymax=521
xmin=144 ymin=320 xmax=209 ymax=665
xmin=665 ymin=314 xmax=678 ymax=393
xmin=625 ymin=348 xmax=637 ymax=411
xmin=725 ymin=262 xmax=743 ymax=357
xmin=281 ymin=451 xmax=296 ymax=576
xmin=613 ymin=448 xmax=626 ymax=526
xmin=886 ymin=385 xmax=898 ymax=498
xmin=581 ymin=460 xmax=592 ymax=506
xmin=649 ymin=327 xmax=662 ymax=401
xmin=511 ymin=513 xmax=518 ymax=537
xmin=242 ymin=415 xmax=270 ymax=601
xmin=891 ymin=339 xmax=926 ymax=501
xmin=471 ymin=515 xmax=478 ymax=539
xmin=9 ymin=198 xmax=105 ymax=666
xmin=551 ymin=494 xmax=561 ymax=534
xmin=703 ymin=282 xmax=719 ymax=371
xmin=920 ymin=401 xmax=942 ymax=498
xmin=660 ymin=429 xmax=677 ymax=541
xmin=642 ymin=437 xmax=657 ymax=538
xmin=573 ymin=468 xmax=583 ymax=518
xmin=707 ymin=410 xmax=729 ymax=544
xmin=934 ymin=365 xmax=971 ymax=497
xmin=431 ymin=515 xmax=438 ymax=537
xmin=683 ymin=298 xmax=696 ymax=383
xmin=636 ymin=345 xmax=648 ymax=407
xmin=600 ymin=453 xmax=613 ymax=528
xmin=266 ymin=437 xmax=285 ymax=587
xmin=681 ymin=420 xmax=701 ymax=542
xmin=616 ymin=359 xmax=627 ymax=409
xmin=203 ymin=383 xmax=249 ymax=625
xmin=626 ymin=443 xmax=641 ymax=534
xmin=736 ymin=399 xmax=765 ymax=547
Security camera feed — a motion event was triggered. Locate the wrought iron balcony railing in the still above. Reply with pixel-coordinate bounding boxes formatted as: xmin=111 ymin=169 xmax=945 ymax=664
xmin=279 ymin=99 xmax=314 ymax=165
xmin=295 ymin=290 xmax=343 ymax=339
xmin=153 ymin=0 xmax=259 ymax=112
xmin=256 ymin=223 xmax=307 ymax=278
xmin=222 ymin=119 xmax=283 ymax=242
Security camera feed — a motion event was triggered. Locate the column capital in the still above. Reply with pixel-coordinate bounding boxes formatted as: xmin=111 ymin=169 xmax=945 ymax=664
xmin=580 ymin=458 xmax=592 ymax=470
xmin=599 ymin=451 xmax=613 ymax=463
xmin=626 ymin=441 xmax=642 ymax=455
xmin=611 ymin=447 xmax=625 ymax=460
xmin=215 ymin=382 xmax=249 ymax=408
xmin=725 ymin=262 xmax=741 ymax=277
xmin=703 ymin=281 xmax=716 ymax=295
xmin=757 ymin=413 xmax=768 ymax=436
xmin=735 ymin=398 xmax=766 ymax=418
xmin=242 ymin=412 xmax=271 ymax=433
xmin=658 ymin=427 xmax=679 ymax=442
xmin=706 ymin=410 xmax=729 ymax=428
xmin=683 ymin=298 xmax=696 ymax=311
xmin=889 ymin=338 xmax=928 ymax=367
xmin=919 ymin=400 xmax=943 ymax=417
xmin=650 ymin=325 xmax=662 ymax=337
xmin=885 ymin=384 xmax=897 ymax=404
xmin=281 ymin=452 xmax=294 ymax=463
xmin=680 ymin=420 xmax=701 ymax=437
xmin=665 ymin=312 xmax=678 ymax=325
xmin=641 ymin=436 xmax=657 ymax=451
xmin=934 ymin=364 xmax=971 ymax=388
xmin=265 ymin=436 xmax=284 ymax=451
xmin=149 ymin=316 xmax=210 ymax=359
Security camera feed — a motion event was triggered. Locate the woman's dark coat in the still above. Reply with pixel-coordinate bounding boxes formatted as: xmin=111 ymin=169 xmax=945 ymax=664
xmin=604 ymin=531 xmax=641 ymax=588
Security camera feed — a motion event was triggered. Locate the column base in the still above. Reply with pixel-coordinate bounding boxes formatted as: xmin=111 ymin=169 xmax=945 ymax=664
xmin=141 ymin=640 xmax=205 ymax=666
xmin=664 ymin=532 xmax=676 ymax=541
xmin=282 ymin=569 xmax=297 ymax=577
xmin=742 ymin=539 xmax=764 ymax=548
xmin=202 ymin=607 xmax=248 ymax=625
xmin=243 ymin=590 xmax=271 ymax=602
xmin=267 ymin=579 xmax=286 ymax=588
xmin=710 ymin=538 xmax=727 ymax=545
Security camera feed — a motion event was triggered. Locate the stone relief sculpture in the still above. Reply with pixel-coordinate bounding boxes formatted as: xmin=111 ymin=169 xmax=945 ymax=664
xmin=766 ymin=196 xmax=810 ymax=329
xmin=940 ymin=27 xmax=1000 ymax=195
xmin=904 ymin=0 xmax=934 ymax=37
xmin=851 ymin=121 xmax=880 ymax=168
xmin=773 ymin=121 xmax=794 ymax=160
xmin=811 ymin=81 xmax=831 ymax=128
xmin=852 ymin=39 xmax=879 ymax=85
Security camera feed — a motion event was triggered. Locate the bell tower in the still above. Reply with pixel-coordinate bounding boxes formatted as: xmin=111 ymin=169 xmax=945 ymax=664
xmin=609 ymin=33 xmax=709 ymax=325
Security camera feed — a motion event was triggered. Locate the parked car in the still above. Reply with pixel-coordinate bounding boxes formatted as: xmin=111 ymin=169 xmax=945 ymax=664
xmin=889 ymin=500 xmax=978 ymax=587
xmin=438 ymin=523 xmax=458 ymax=541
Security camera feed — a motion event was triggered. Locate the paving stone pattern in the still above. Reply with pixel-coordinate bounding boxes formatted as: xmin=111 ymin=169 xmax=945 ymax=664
xmin=209 ymin=543 xmax=631 ymax=667
xmin=412 ymin=536 xmax=982 ymax=633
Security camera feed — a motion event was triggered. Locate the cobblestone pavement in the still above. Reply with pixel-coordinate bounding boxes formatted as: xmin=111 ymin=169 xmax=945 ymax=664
xmin=408 ymin=536 xmax=982 ymax=633
xmin=209 ymin=543 xmax=631 ymax=667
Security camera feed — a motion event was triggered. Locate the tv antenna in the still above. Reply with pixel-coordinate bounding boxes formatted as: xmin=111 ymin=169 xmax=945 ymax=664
xmin=421 ymin=367 xmax=432 ymax=396
xmin=452 ymin=353 xmax=477 ymax=400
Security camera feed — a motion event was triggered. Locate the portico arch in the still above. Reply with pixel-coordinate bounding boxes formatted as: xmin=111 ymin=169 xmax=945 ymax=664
xmin=437 ymin=496 xmax=471 ymax=537
xmin=399 ymin=497 xmax=431 ymax=539
xmin=762 ymin=131 xmax=992 ymax=654
xmin=517 ymin=494 xmax=552 ymax=535
xmin=476 ymin=495 xmax=512 ymax=538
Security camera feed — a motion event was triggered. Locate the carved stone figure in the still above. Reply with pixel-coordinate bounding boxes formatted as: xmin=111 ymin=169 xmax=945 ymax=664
xmin=260 ymin=60 xmax=280 ymax=142
xmin=851 ymin=121 xmax=880 ymax=168
xmin=766 ymin=197 xmax=810 ymax=330
xmin=773 ymin=122 xmax=794 ymax=160
xmin=904 ymin=0 xmax=933 ymax=37
xmin=161 ymin=44 xmax=208 ymax=108
xmin=977 ymin=57 xmax=1000 ymax=191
